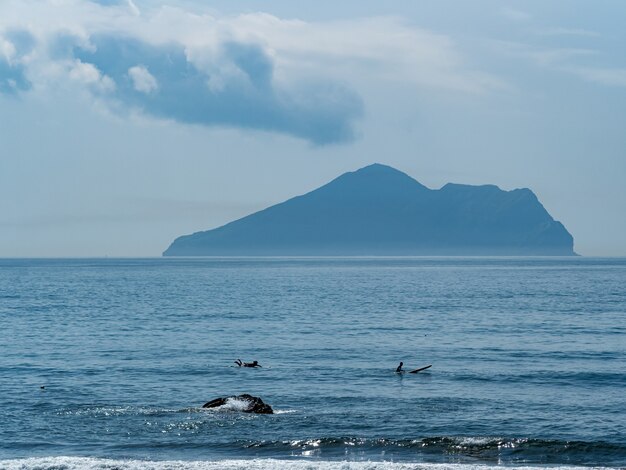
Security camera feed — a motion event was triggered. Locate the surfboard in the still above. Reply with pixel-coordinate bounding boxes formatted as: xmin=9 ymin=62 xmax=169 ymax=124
xmin=408 ymin=364 xmax=432 ymax=374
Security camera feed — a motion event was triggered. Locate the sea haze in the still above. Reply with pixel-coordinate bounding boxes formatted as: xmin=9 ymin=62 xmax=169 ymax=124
xmin=1 ymin=257 xmax=625 ymax=469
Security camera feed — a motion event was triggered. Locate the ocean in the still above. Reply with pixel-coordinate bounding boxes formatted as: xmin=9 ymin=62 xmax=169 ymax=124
xmin=0 ymin=257 xmax=624 ymax=470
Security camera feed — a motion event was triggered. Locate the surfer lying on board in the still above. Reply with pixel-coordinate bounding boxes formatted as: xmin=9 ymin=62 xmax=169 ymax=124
xmin=235 ymin=359 xmax=262 ymax=368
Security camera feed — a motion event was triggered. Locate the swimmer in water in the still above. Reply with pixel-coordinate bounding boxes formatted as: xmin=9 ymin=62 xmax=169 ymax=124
xmin=396 ymin=361 xmax=404 ymax=373
xmin=235 ymin=359 xmax=262 ymax=368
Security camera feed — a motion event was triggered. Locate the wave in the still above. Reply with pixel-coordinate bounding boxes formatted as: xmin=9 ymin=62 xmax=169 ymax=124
xmin=418 ymin=436 xmax=626 ymax=462
xmin=452 ymin=370 xmax=626 ymax=387
xmin=241 ymin=436 xmax=626 ymax=466
xmin=0 ymin=457 xmax=616 ymax=470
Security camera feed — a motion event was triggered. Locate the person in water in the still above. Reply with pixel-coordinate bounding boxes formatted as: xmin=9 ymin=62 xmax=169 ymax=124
xmin=396 ymin=361 xmax=404 ymax=373
xmin=235 ymin=359 xmax=262 ymax=368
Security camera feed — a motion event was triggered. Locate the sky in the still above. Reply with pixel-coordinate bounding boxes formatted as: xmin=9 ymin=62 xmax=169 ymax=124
xmin=1 ymin=0 xmax=625 ymax=257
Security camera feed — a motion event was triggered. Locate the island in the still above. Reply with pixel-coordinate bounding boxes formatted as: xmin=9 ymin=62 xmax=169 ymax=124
xmin=163 ymin=164 xmax=575 ymax=256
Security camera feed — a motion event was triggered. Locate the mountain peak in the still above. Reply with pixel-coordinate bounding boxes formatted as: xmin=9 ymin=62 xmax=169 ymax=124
xmin=352 ymin=163 xmax=415 ymax=179
xmin=355 ymin=163 xmax=403 ymax=174
xmin=331 ymin=163 xmax=427 ymax=191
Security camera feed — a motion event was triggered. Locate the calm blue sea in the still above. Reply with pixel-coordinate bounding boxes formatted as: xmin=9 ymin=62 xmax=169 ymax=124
xmin=0 ymin=257 xmax=624 ymax=470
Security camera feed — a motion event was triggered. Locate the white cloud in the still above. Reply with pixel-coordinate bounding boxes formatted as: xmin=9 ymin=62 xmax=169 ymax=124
xmin=203 ymin=14 xmax=504 ymax=93
xmin=126 ymin=0 xmax=140 ymax=16
xmin=536 ymin=27 xmax=600 ymax=38
xmin=0 ymin=0 xmax=500 ymax=95
xmin=0 ymin=38 xmax=16 ymax=61
xmin=493 ymin=40 xmax=626 ymax=88
xmin=492 ymin=7 xmax=625 ymax=91
xmin=528 ymin=48 xmax=596 ymax=67
xmin=69 ymin=60 xmax=115 ymax=91
xmin=567 ymin=67 xmax=626 ymax=88
xmin=128 ymin=65 xmax=158 ymax=93
xmin=501 ymin=7 xmax=531 ymax=22
xmin=0 ymin=0 xmax=504 ymax=142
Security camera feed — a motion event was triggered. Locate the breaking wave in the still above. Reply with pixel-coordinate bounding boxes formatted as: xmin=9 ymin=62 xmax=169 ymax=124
xmin=0 ymin=457 xmax=616 ymax=470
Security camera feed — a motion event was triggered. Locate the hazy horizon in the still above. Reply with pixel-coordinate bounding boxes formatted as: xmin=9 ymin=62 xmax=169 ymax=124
xmin=2 ymin=1 xmax=625 ymax=257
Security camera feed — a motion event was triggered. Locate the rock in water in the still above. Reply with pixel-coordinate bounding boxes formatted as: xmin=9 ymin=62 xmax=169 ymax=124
xmin=202 ymin=394 xmax=273 ymax=414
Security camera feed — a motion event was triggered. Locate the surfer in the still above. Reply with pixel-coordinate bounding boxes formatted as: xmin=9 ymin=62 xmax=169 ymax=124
xmin=235 ymin=359 xmax=262 ymax=368
xmin=395 ymin=361 xmax=404 ymax=373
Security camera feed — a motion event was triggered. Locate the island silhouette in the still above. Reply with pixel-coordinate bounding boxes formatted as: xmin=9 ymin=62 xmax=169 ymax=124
xmin=163 ymin=164 xmax=575 ymax=256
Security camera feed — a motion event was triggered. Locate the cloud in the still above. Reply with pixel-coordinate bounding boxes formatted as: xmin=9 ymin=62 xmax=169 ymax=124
xmin=4 ymin=29 xmax=36 ymax=56
xmin=567 ymin=67 xmax=626 ymax=88
xmin=492 ymin=10 xmax=626 ymax=91
xmin=501 ymin=7 xmax=531 ymax=22
xmin=0 ymin=29 xmax=34 ymax=94
xmin=494 ymin=40 xmax=626 ymax=89
xmin=0 ymin=0 xmax=501 ymax=144
xmin=68 ymin=34 xmax=362 ymax=144
xmin=128 ymin=65 xmax=158 ymax=93
xmin=68 ymin=59 xmax=116 ymax=91
xmin=525 ymin=47 xmax=596 ymax=68
xmin=536 ymin=27 xmax=600 ymax=38
xmin=89 ymin=0 xmax=140 ymax=15
xmin=0 ymin=58 xmax=30 ymax=94
xmin=222 ymin=14 xmax=505 ymax=94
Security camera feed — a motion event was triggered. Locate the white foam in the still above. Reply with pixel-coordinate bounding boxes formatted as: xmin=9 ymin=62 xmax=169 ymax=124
xmin=56 ymin=406 xmax=182 ymax=417
xmin=452 ymin=437 xmax=517 ymax=447
xmin=0 ymin=457 xmax=614 ymax=470
xmin=198 ymin=397 xmax=253 ymax=413
xmin=221 ymin=397 xmax=255 ymax=412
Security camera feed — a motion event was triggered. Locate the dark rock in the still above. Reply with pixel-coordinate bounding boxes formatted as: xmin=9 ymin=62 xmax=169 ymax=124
xmin=163 ymin=163 xmax=576 ymax=256
xmin=202 ymin=394 xmax=273 ymax=414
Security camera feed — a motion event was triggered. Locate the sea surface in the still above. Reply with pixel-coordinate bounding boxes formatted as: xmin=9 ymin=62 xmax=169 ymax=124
xmin=0 ymin=257 xmax=624 ymax=470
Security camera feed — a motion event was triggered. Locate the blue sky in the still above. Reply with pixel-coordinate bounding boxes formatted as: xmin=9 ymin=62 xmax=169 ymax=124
xmin=1 ymin=0 xmax=625 ymax=256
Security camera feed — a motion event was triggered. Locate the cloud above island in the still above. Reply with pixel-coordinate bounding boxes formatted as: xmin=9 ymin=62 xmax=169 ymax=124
xmin=0 ymin=0 xmax=502 ymax=144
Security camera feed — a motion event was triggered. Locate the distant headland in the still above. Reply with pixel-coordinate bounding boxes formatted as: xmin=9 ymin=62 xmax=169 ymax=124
xmin=163 ymin=164 xmax=575 ymax=256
